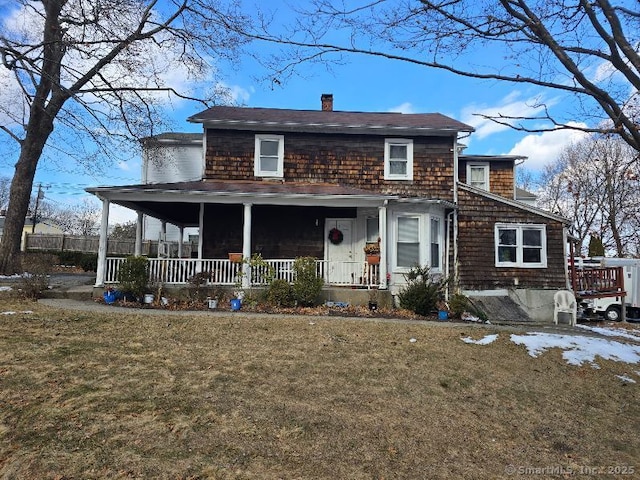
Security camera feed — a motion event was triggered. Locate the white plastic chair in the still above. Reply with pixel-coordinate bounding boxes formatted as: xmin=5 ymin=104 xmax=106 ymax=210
xmin=554 ymin=290 xmax=577 ymax=326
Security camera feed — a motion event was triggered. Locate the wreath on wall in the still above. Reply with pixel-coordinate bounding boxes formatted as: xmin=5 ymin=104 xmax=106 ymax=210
xmin=328 ymin=227 xmax=344 ymax=245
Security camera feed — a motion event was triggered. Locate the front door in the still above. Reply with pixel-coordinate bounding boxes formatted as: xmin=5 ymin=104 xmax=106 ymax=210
xmin=325 ymin=219 xmax=355 ymax=284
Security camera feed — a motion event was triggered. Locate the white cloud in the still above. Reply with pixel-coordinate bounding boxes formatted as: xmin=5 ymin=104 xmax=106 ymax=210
xmin=388 ymin=102 xmax=415 ymax=114
xmin=461 ymin=90 xmax=558 ymax=140
xmin=508 ymin=123 xmax=590 ymax=171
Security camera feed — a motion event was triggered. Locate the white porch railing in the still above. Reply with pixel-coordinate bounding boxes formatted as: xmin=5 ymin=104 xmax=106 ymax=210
xmin=104 ymin=257 xmax=380 ymax=287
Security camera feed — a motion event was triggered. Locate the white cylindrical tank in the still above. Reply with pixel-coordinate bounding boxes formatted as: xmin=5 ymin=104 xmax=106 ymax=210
xmin=142 ymin=133 xmax=202 ymax=244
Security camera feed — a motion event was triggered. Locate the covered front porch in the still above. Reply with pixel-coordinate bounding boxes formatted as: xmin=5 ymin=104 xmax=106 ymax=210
xmin=87 ymin=180 xmax=397 ymax=290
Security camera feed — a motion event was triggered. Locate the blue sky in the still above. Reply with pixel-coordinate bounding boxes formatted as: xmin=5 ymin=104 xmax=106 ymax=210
xmin=0 ymin=0 xmax=591 ymax=224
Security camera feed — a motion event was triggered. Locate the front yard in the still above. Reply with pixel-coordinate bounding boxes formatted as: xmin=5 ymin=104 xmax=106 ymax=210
xmin=0 ymin=300 xmax=638 ymax=479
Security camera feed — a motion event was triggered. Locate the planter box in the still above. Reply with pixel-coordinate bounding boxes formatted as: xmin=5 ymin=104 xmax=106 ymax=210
xmin=366 ymin=254 xmax=380 ymax=265
xmin=228 ymin=253 xmax=243 ymax=263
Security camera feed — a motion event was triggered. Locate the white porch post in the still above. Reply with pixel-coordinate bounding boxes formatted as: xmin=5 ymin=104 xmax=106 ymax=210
xmin=194 ymin=203 xmax=205 ymax=274
xmin=378 ymin=201 xmax=388 ymax=289
xmin=134 ymin=212 xmax=142 ymax=256
xmin=178 ymin=226 xmax=184 ymax=258
xmin=242 ymin=203 xmax=252 ymax=288
xmin=94 ymin=197 xmax=110 ymax=287
xmin=198 ymin=203 xmax=204 ymax=261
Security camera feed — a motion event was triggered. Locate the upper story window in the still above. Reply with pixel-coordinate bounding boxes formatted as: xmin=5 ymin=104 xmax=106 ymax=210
xmin=254 ymin=134 xmax=284 ymax=177
xmin=384 ymin=139 xmax=413 ymax=180
xmin=467 ymin=163 xmax=489 ymax=191
xmin=495 ymin=223 xmax=547 ymax=268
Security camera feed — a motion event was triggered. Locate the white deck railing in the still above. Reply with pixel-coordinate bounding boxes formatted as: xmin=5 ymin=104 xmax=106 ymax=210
xmin=104 ymin=257 xmax=380 ymax=287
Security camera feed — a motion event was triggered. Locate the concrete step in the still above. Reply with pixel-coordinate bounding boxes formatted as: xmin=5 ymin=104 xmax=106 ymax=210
xmin=43 ymin=285 xmax=94 ymax=301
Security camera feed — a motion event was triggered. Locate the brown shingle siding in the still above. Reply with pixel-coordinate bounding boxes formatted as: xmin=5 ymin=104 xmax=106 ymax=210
xmin=205 ymin=129 xmax=455 ymax=200
xmin=458 ymin=159 xmax=515 ymax=199
xmin=458 ymin=189 xmax=566 ymax=290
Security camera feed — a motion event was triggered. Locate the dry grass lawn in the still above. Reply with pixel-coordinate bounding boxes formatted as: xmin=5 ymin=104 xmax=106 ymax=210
xmin=0 ymin=299 xmax=638 ymax=479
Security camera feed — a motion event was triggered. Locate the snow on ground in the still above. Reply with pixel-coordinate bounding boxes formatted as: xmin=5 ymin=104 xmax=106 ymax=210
xmin=0 ymin=311 xmax=33 ymax=315
xmin=510 ymin=332 xmax=640 ymax=367
xmin=0 ymin=286 xmax=12 ymax=292
xmin=461 ymin=334 xmax=499 ymax=345
xmin=576 ymin=323 xmax=640 ymax=342
xmin=461 ymin=328 xmax=640 ymax=378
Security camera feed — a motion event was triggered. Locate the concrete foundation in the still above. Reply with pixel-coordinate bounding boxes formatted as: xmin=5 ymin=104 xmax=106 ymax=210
xmin=464 ymin=288 xmax=557 ymax=323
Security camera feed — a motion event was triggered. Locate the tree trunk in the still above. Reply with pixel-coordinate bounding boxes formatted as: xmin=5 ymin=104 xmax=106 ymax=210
xmin=0 ymin=128 xmax=54 ymax=274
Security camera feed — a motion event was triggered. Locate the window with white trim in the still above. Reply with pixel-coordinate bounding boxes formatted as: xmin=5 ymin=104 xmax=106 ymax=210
xmin=384 ymin=139 xmax=413 ymax=180
xmin=397 ymin=216 xmax=420 ymax=267
xmin=495 ymin=224 xmax=547 ymax=268
xmin=430 ymin=217 xmax=441 ymax=269
xmin=254 ymin=134 xmax=284 ymax=177
xmin=467 ymin=163 xmax=489 ymax=191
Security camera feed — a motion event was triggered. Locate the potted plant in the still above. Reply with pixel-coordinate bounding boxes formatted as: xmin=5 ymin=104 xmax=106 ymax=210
xmin=364 ymin=240 xmax=381 ymax=265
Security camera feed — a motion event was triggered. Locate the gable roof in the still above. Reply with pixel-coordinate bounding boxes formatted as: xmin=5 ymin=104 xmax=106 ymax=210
xmin=459 ymin=183 xmax=569 ymax=224
xmin=188 ymin=106 xmax=474 ymax=136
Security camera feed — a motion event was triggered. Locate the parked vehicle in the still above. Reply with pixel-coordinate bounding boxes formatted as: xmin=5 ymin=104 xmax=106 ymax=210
xmin=576 ymin=257 xmax=640 ymax=321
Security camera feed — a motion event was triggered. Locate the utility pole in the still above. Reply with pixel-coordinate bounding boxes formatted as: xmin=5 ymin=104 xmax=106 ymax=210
xmin=31 ymin=183 xmax=44 ymax=234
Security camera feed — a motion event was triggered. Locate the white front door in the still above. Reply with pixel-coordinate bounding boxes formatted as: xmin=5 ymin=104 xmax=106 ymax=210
xmin=326 ymin=219 xmax=355 ymax=284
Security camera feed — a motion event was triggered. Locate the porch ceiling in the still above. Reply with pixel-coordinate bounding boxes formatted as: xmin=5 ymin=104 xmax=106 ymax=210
xmin=87 ymin=180 xmax=398 ymax=225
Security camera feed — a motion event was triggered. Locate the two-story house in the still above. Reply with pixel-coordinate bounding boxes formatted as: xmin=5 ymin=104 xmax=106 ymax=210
xmin=87 ymin=94 xmax=569 ymax=320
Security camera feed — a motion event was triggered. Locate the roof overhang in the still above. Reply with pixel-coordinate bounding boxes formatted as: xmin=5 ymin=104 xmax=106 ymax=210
xmin=86 ymin=180 xmax=399 ymax=227
xmin=191 ymin=120 xmax=468 ymax=137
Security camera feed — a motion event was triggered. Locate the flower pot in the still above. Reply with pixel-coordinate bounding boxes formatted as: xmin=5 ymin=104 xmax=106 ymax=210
xmin=143 ymin=294 xmax=154 ymax=304
xmin=208 ymin=298 xmax=218 ymax=309
xmin=228 ymin=252 xmax=243 ymax=263
xmin=366 ymin=254 xmax=380 ymax=265
xmin=103 ymin=291 xmax=116 ymax=304
xmin=230 ymin=298 xmax=242 ymax=311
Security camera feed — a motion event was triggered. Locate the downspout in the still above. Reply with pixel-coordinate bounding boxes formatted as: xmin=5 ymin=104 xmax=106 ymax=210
xmin=452 ymin=136 xmax=460 ymax=294
xmin=445 ymin=210 xmax=454 ymax=301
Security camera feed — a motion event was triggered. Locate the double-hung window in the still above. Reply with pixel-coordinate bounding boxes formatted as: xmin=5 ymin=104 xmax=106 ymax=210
xmin=384 ymin=139 xmax=413 ymax=180
xmin=430 ymin=217 xmax=441 ymax=269
xmin=495 ymin=224 xmax=546 ymax=267
xmin=467 ymin=163 xmax=489 ymax=191
xmin=397 ymin=216 xmax=420 ymax=267
xmin=254 ymin=134 xmax=284 ymax=177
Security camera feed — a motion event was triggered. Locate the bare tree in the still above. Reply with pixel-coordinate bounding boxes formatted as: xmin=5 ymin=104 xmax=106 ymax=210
xmin=536 ymin=134 xmax=640 ymax=255
xmin=0 ymin=0 xmax=249 ymax=273
xmin=110 ymin=220 xmax=137 ymax=239
xmin=252 ymin=0 xmax=639 ymax=150
xmin=49 ymin=198 xmax=102 ymax=235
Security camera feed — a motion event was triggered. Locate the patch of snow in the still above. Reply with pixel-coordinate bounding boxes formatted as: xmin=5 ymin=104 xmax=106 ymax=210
xmin=616 ymin=375 xmax=637 ymax=384
xmin=461 ymin=334 xmax=499 ymax=345
xmin=0 ymin=286 xmax=12 ymax=292
xmin=0 ymin=274 xmax=22 ymax=279
xmin=510 ymin=332 xmax=640 ymax=367
xmin=409 ymin=338 xmax=417 ymax=343
xmin=0 ymin=310 xmax=33 ymax=315
xmin=577 ymin=324 xmax=640 ymax=342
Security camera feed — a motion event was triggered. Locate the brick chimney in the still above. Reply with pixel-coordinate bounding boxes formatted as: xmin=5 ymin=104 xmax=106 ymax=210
xmin=321 ymin=93 xmax=333 ymax=111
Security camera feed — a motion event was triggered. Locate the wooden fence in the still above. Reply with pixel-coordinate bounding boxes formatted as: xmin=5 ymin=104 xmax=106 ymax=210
xmin=22 ymin=233 xmax=193 ymax=257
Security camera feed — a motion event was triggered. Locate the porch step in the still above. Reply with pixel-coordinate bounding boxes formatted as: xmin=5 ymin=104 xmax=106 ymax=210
xmin=43 ymin=285 xmax=94 ymax=301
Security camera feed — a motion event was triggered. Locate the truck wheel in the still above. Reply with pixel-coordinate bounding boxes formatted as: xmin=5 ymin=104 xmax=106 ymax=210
xmin=604 ymin=305 xmax=621 ymax=322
